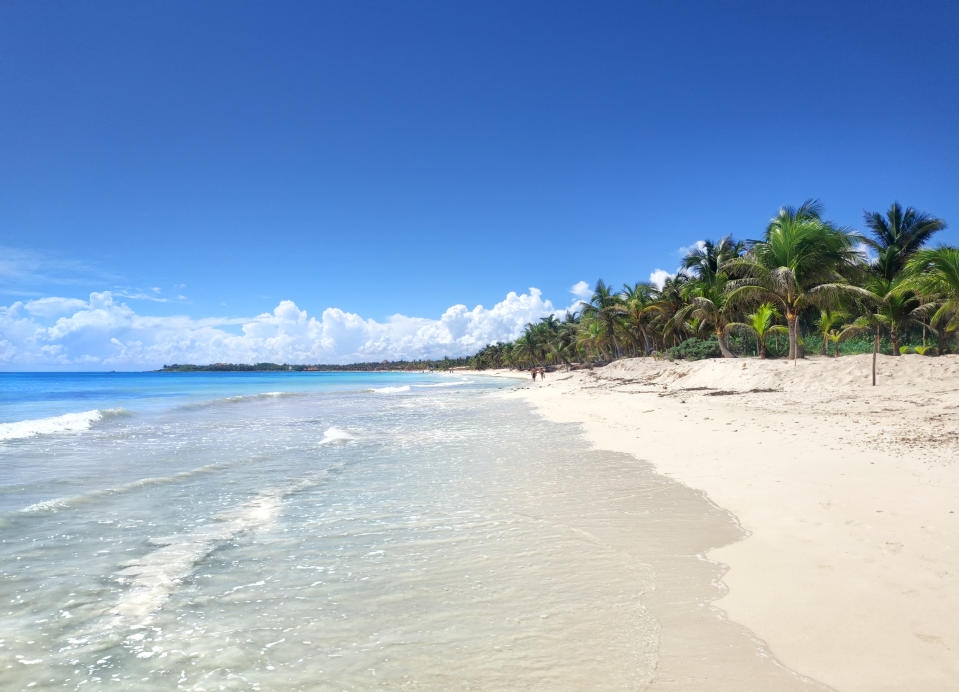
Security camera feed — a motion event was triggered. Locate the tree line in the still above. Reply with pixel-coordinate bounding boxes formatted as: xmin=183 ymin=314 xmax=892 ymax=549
xmin=469 ymin=201 xmax=957 ymax=378
xmin=158 ymin=357 xmax=470 ymax=372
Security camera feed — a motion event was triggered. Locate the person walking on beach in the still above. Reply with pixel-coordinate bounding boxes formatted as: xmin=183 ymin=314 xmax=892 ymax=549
xmin=530 ymin=368 xmax=537 ymax=381
xmin=539 ymin=367 xmax=546 ymax=381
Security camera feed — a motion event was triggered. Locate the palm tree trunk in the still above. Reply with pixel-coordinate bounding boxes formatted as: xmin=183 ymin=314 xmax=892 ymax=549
xmin=787 ymin=314 xmax=799 ymax=361
xmin=759 ymin=336 xmax=767 ymax=359
xmin=891 ymin=328 xmax=900 ymax=356
xmin=716 ymin=328 xmax=735 ymax=358
xmin=872 ymin=326 xmax=879 ymax=386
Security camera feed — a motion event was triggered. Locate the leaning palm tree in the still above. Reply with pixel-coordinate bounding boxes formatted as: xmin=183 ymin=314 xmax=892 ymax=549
xmin=579 ymin=279 xmax=627 ymax=357
xmin=862 ymin=203 xmax=947 ymax=280
xmin=674 ymin=277 xmax=737 ymax=357
xmin=726 ymin=200 xmax=867 ymax=361
xmin=906 ymin=247 xmax=959 ymax=351
xmin=724 ymin=302 xmax=787 ymax=358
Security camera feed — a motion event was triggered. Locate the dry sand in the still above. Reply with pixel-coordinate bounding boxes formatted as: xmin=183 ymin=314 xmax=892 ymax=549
xmin=469 ymin=354 xmax=959 ymax=691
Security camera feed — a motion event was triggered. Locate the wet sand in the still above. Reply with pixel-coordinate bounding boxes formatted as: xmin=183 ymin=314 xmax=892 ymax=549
xmin=469 ymin=354 xmax=959 ymax=691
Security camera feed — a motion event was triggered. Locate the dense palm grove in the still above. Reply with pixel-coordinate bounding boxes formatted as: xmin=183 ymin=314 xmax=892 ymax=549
xmin=469 ymin=201 xmax=958 ymax=370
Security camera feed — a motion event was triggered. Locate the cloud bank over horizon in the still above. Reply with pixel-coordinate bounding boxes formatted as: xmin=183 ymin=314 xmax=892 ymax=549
xmin=0 ymin=288 xmax=581 ymax=370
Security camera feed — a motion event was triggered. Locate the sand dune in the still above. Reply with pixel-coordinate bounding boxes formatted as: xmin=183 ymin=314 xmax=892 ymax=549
xmin=477 ymin=354 xmax=959 ymax=691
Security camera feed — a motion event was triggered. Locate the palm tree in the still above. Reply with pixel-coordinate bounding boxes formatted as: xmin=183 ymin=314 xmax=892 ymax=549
xmin=650 ymin=273 xmax=691 ymax=349
xmin=815 ymin=309 xmax=847 ymax=356
xmin=727 ymin=199 xmax=867 ymax=361
xmin=826 ymin=329 xmax=842 ymax=357
xmin=681 ymin=235 xmax=744 ymax=286
xmin=576 ymin=319 xmax=607 ymax=362
xmin=579 ymin=280 xmax=626 ymax=357
xmin=840 ymin=274 xmax=925 ymax=383
xmin=674 ymin=277 xmax=738 ymax=357
xmin=862 ymin=203 xmax=947 ymax=280
xmin=621 ymin=282 xmax=657 ymax=356
xmin=724 ymin=302 xmax=787 ymax=358
xmin=906 ymin=247 xmax=959 ymax=351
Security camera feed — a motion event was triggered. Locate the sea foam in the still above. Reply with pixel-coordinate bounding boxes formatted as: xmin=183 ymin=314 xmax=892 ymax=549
xmin=107 ymin=476 xmax=319 ymax=629
xmin=177 ymin=391 xmax=304 ymax=410
xmin=368 ymin=385 xmax=411 ymax=394
xmin=319 ymin=426 xmax=355 ymax=444
xmin=0 ymin=408 xmax=129 ymax=442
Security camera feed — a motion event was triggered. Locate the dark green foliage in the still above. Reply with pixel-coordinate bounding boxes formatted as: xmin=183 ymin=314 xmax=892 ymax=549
xmin=160 ymin=357 xmax=471 ymax=372
xmin=666 ymin=337 xmax=722 ymax=361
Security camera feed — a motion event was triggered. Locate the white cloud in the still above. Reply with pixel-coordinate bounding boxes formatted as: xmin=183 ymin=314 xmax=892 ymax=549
xmin=853 ymin=242 xmax=877 ymax=262
xmin=570 ymin=280 xmax=592 ymax=300
xmin=649 ymin=269 xmax=676 ymax=289
xmin=0 ymin=245 xmax=117 ymax=287
xmin=677 ymin=240 xmax=706 ymax=257
xmin=23 ymin=297 xmax=89 ymax=318
xmin=0 ymin=288 xmax=560 ymax=370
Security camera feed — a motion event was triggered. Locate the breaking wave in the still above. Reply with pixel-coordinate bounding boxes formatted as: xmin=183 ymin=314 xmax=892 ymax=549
xmin=319 ymin=426 xmax=355 ymax=445
xmin=0 ymin=408 xmax=130 ymax=442
xmin=106 ymin=475 xmax=324 ymax=630
xmin=18 ymin=462 xmax=229 ymax=514
xmin=368 ymin=385 xmax=411 ymax=394
xmin=177 ymin=391 xmax=305 ymax=410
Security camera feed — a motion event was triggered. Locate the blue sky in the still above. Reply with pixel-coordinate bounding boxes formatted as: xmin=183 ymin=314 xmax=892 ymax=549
xmin=2 ymin=1 xmax=958 ymax=368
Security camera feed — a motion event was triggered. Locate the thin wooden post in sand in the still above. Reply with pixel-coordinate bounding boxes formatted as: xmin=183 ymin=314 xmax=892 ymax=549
xmin=872 ymin=326 xmax=879 ymax=386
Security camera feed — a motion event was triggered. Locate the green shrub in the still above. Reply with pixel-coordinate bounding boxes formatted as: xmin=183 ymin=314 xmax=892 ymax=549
xmin=666 ymin=337 xmax=722 ymax=361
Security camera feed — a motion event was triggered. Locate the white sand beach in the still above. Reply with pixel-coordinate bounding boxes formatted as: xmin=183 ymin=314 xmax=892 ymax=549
xmin=471 ymin=355 xmax=959 ymax=691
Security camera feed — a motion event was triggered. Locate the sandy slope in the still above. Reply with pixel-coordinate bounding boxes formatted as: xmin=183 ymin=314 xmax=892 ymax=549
xmin=477 ymin=355 xmax=959 ymax=691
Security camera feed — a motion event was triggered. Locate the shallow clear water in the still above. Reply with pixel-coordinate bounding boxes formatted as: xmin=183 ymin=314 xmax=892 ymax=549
xmin=0 ymin=372 xmax=818 ymax=690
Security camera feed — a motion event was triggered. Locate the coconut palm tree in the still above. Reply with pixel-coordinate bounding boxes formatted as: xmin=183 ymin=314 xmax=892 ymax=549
xmin=650 ymin=273 xmax=691 ymax=349
xmin=906 ymin=247 xmax=959 ymax=351
xmin=579 ymin=279 xmax=627 ymax=357
xmin=862 ymin=203 xmax=947 ymax=280
xmin=621 ymin=282 xmax=657 ymax=356
xmin=674 ymin=277 xmax=738 ymax=357
xmin=839 ymin=274 xmax=925 ymax=383
xmin=815 ymin=309 xmax=847 ymax=355
xmin=825 ymin=329 xmax=843 ymax=357
xmin=724 ymin=302 xmax=787 ymax=358
xmin=726 ymin=200 xmax=867 ymax=361
xmin=681 ymin=235 xmax=744 ymax=286
xmin=576 ymin=319 xmax=607 ymax=361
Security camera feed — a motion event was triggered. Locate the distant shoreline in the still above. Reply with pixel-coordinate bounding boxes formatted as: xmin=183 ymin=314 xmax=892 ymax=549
xmin=156 ymin=361 xmax=472 ymax=373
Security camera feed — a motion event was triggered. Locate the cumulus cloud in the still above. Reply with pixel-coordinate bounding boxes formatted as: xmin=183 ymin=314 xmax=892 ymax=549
xmin=649 ymin=269 xmax=676 ymax=289
xmin=23 ymin=297 xmax=89 ymax=318
xmin=0 ymin=288 xmax=560 ymax=370
xmin=570 ymin=280 xmax=592 ymax=300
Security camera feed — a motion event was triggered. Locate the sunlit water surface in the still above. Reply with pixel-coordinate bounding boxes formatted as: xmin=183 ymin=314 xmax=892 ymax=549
xmin=0 ymin=372 xmax=818 ymax=690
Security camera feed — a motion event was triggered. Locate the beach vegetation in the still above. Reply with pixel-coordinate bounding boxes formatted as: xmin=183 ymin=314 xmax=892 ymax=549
xmin=465 ymin=200 xmax=953 ymax=376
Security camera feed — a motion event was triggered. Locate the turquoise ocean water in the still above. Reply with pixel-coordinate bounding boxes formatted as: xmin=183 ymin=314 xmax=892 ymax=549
xmin=0 ymin=371 xmax=818 ymax=690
